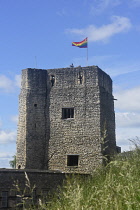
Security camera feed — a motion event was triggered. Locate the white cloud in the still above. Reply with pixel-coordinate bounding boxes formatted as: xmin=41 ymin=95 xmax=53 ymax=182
xmin=116 ymin=127 xmax=140 ymax=151
xmin=0 ymin=130 xmax=16 ymax=144
xmin=66 ymin=16 xmax=131 ymax=42
xmin=15 ymin=75 xmax=21 ymax=88
xmin=115 ymin=86 xmax=140 ymax=112
xmin=105 ymin=62 xmax=140 ymax=77
xmin=115 ymin=85 xmax=140 ymax=151
xmin=0 ymin=159 xmax=11 ymax=168
xmin=0 ymin=152 xmax=11 ymax=158
xmin=11 ymin=115 xmax=18 ymax=124
xmin=0 ymin=75 xmax=14 ymax=92
xmin=0 ymin=152 xmax=15 ymax=168
xmin=0 ymin=74 xmax=21 ymax=92
xmin=116 ymin=112 xmax=140 ymax=128
xmin=90 ymin=0 xmax=121 ymax=15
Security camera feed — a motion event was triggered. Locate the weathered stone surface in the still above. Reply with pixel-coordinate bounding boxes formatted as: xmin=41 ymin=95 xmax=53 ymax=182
xmin=16 ymin=65 xmax=117 ymax=173
xmin=0 ymin=169 xmax=71 ymax=209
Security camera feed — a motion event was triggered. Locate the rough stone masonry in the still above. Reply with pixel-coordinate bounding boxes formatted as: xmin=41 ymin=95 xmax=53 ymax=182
xmin=16 ymin=65 xmax=117 ymax=174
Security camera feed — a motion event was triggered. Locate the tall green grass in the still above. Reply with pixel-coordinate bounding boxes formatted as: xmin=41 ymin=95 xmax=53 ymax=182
xmin=31 ymin=142 xmax=140 ymax=210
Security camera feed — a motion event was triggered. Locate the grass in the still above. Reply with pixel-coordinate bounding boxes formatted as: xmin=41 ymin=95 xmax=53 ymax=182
xmin=29 ymin=142 xmax=140 ymax=210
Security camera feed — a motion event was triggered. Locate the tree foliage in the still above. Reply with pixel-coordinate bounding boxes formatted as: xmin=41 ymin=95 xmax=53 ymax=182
xmin=9 ymin=155 xmax=16 ymax=168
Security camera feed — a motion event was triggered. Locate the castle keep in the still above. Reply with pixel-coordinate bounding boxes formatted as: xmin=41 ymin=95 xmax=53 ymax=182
xmin=16 ymin=65 xmax=117 ymax=174
xmin=0 ymin=65 xmax=118 ymax=209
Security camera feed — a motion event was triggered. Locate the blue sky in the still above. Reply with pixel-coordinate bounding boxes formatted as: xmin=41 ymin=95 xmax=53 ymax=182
xmin=0 ymin=0 xmax=140 ymax=167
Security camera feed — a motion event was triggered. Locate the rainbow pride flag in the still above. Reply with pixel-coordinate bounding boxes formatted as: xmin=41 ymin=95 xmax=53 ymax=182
xmin=72 ymin=37 xmax=88 ymax=48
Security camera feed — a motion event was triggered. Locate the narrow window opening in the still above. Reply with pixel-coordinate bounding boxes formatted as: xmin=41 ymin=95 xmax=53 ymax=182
xmin=18 ymin=165 xmax=21 ymax=169
xmin=78 ymin=72 xmax=83 ymax=84
xmin=34 ymin=104 xmax=37 ymax=107
xmin=67 ymin=155 xmax=79 ymax=166
xmin=2 ymin=191 xmax=8 ymax=208
xmin=62 ymin=108 xmax=74 ymax=119
xmin=50 ymin=75 xmax=55 ymax=87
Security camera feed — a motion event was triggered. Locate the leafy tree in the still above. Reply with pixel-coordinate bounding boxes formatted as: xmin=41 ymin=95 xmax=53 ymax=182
xmin=9 ymin=155 xmax=16 ymax=168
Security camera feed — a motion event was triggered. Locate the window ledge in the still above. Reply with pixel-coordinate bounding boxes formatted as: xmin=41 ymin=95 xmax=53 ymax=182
xmin=62 ymin=118 xmax=75 ymax=120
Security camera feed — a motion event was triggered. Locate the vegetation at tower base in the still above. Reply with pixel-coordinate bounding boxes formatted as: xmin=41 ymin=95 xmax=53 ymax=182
xmin=9 ymin=155 xmax=16 ymax=168
xmin=28 ymin=140 xmax=140 ymax=210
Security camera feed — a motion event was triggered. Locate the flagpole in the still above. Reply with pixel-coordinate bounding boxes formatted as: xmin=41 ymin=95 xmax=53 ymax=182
xmin=86 ymin=37 xmax=88 ymax=66
xmin=72 ymin=37 xmax=88 ymax=66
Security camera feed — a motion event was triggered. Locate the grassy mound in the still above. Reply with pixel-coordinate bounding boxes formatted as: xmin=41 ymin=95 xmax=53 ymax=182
xmin=45 ymin=148 xmax=140 ymax=210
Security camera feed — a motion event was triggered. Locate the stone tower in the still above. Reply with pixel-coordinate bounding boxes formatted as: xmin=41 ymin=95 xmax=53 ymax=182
xmin=16 ymin=66 xmax=117 ymax=174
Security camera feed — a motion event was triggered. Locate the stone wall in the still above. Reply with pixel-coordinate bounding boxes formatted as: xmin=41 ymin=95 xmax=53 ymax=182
xmin=16 ymin=65 xmax=117 ymax=173
xmin=0 ymin=169 xmax=67 ymax=209
xmin=47 ymin=66 xmax=102 ymax=173
xmin=98 ymin=69 xmax=116 ymax=158
xmin=17 ymin=69 xmax=49 ymax=169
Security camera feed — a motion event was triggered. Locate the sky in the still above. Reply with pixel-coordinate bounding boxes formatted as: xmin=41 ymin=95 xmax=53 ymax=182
xmin=0 ymin=0 xmax=140 ymax=168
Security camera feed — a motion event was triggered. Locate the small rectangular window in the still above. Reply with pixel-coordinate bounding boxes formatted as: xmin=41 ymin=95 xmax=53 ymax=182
xmin=2 ymin=191 xmax=8 ymax=208
xmin=67 ymin=155 xmax=79 ymax=166
xmin=62 ymin=108 xmax=74 ymax=119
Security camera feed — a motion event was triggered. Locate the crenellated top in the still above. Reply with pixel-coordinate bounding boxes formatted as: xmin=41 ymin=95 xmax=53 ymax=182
xmin=21 ymin=66 xmax=112 ymax=94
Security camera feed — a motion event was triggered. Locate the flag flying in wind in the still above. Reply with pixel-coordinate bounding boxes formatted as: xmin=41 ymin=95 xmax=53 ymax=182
xmin=72 ymin=37 xmax=88 ymax=48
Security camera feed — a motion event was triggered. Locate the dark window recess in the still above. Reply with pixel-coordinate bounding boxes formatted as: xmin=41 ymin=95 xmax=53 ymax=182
xmin=34 ymin=104 xmax=37 ymax=107
xmin=2 ymin=191 xmax=8 ymax=208
xmin=67 ymin=155 xmax=79 ymax=166
xmin=78 ymin=72 xmax=83 ymax=84
xmin=50 ymin=75 xmax=55 ymax=87
xmin=62 ymin=108 xmax=74 ymax=119
xmin=18 ymin=165 xmax=21 ymax=169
